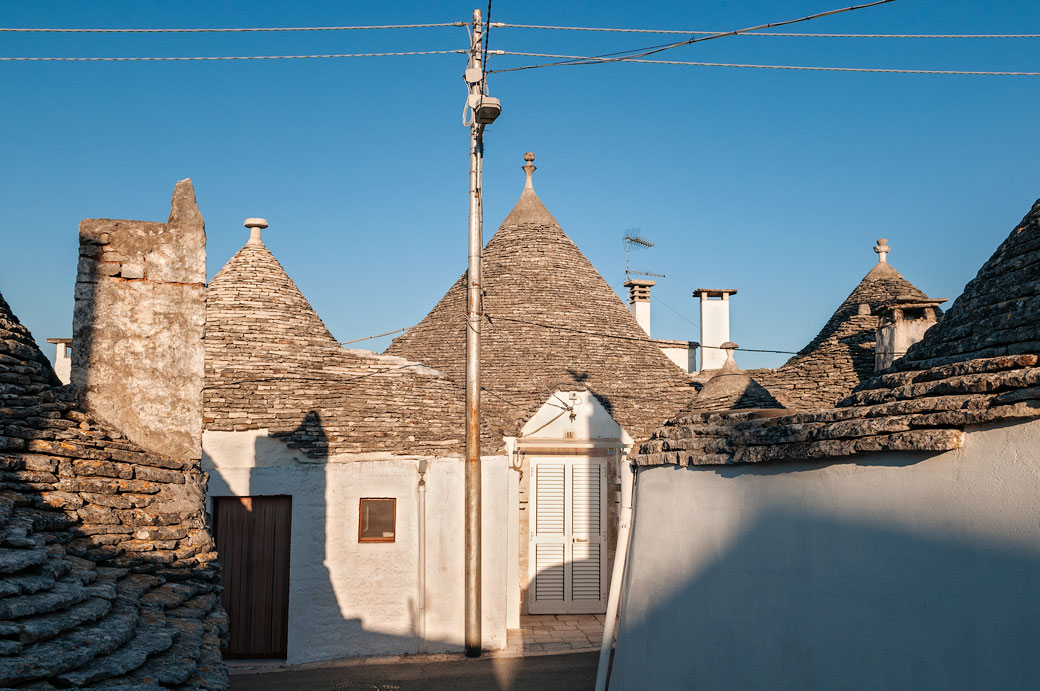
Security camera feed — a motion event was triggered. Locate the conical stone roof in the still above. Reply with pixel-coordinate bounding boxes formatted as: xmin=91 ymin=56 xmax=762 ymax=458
xmin=0 ymin=289 xmax=229 ymax=689
xmin=688 ymin=345 xmax=782 ymax=413
xmin=206 ymin=230 xmax=339 ymax=380
xmin=0 ymin=294 xmax=60 ymax=402
xmin=897 ymin=198 xmax=1040 ymax=367
xmin=638 ymin=197 xmax=1040 ymax=468
xmin=386 ymin=154 xmax=693 ymax=443
xmin=204 ymin=227 xmax=493 ymax=457
xmin=752 ymin=240 xmax=933 ymax=410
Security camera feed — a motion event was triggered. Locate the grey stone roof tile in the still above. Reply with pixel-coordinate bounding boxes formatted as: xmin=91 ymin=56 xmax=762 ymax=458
xmin=0 ymin=289 xmax=227 ymax=690
xmin=203 ymin=236 xmax=502 ymax=457
xmin=386 ymin=156 xmax=694 ymax=443
xmin=636 ymin=198 xmax=1040 ymax=468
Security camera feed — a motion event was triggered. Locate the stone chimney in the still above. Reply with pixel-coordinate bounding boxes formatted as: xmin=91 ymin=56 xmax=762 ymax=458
xmin=876 ymin=296 xmax=946 ymax=370
xmin=624 ymin=278 xmax=655 ymax=336
xmin=45 ymin=338 xmax=73 ymax=385
xmin=693 ymin=288 xmax=738 ymax=370
xmin=72 ymin=179 xmax=206 ymax=461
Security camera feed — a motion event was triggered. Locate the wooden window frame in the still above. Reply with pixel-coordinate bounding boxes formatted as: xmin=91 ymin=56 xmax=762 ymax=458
xmin=358 ymin=497 xmax=397 ymax=543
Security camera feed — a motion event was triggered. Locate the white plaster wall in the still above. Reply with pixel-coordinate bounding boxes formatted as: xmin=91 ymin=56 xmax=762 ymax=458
xmin=877 ymin=319 xmax=936 ymax=370
xmin=203 ymin=430 xmax=509 ymax=664
xmin=660 ymin=345 xmax=695 ymax=374
xmin=52 ymin=343 xmax=72 ymax=385
xmin=611 ymin=419 xmax=1040 ymax=690
xmin=631 ymin=301 xmax=651 ymax=336
xmin=699 ymin=296 xmax=730 ymax=370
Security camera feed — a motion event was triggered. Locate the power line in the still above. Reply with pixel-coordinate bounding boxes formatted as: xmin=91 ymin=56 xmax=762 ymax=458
xmin=487 ymin=312 xmax=801 ymax=355
xmin=6 ymin=21 xmax=1033 ymax=39
xmin=497 ymin=51 xmax=1040 ymax=76
xmin=0 ymin=50 xmax=465 ymax=62
xmin=0 ymin=22 xmax=463 ymax=33
xmin=340 ymin=327 xmax=413 ymax=346
xmin=488 ymin=0 xmax=899 ymax=74
xmin=494 ymin=23 xmax=1040 ymax=39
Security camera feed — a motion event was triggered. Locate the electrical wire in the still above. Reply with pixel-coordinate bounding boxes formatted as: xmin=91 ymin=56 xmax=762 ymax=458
xmin=488 ymin=0 xmax=899 ymax=74
xmin=482 ymin=0 xmax=493 ymax=73
xmin=496 ymin=51 xmax=1040 ymax=76
xmin=340 ymin=327 xmax=412 ymax=346
xmin=0 ymin=50 xmax=465 ymax=62
xmin=486 ymin=312 xmax=801 ymax=355
xmin=202 ymin=362 xmax=429 ymax=391
xmin=0 ymin=23 xmax=464 ymax=33
xmin=493 ymin=23 xmax=1040 ymax=39
xmin=6 ymin=21 xmax=1033 ymax=39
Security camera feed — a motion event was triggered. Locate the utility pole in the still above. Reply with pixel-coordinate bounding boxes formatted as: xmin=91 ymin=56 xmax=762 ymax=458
xmin=463 ymin=7 xmax=501 ymax=659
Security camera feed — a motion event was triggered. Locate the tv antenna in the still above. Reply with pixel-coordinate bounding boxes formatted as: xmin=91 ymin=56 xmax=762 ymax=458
xmin=624 ymin=228 xmax=666 ymax=280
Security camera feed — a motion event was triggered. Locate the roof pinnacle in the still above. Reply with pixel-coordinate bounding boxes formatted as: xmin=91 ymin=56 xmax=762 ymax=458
xmin=874 ymin=238 xmax=890 ymax=264
xmin=244 ymin=217 xmax=268 ymax=246
xmin=522 ymin=152 xmax=536 ymax=191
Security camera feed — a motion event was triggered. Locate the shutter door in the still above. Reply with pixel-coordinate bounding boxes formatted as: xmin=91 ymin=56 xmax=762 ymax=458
xmin=531 ymin=463 xmax=568 ymax=613
xmin=571 ymin=463 xmax=603 ymax=602
xmin=529 ymin=458 xmax=608 ymax=614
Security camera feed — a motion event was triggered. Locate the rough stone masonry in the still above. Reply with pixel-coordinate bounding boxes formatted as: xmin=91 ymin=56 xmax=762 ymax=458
xmin=73 ymin=179 xmax=206 ymax=462
xmin=0 ymin=180 xmax=228 ymax=689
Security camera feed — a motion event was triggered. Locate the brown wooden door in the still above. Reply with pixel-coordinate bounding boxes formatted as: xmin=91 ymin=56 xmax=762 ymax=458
xmin=215 ymin=495 xmax=292 ymax=659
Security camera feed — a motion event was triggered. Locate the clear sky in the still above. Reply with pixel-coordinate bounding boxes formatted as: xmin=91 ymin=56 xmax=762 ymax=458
xmin=2 ymin=0 xmax=1038 ymax=370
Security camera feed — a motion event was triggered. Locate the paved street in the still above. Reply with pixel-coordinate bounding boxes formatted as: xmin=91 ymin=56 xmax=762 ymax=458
xmin=230 ymin=651 xmax=598 ymax=691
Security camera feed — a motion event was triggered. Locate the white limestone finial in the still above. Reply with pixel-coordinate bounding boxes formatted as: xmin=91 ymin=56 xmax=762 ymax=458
xmin=522 ymin=152 xmax=536 ymax=191
xmin=874 ymin=238 xmax=890 ymax=264
xmin=244 ymin=217 xmax=268 ymax=245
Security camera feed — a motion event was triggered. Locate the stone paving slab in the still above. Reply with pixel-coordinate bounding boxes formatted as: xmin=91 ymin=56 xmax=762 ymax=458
xmin=504 ymin=614 xmax=614 ymax=656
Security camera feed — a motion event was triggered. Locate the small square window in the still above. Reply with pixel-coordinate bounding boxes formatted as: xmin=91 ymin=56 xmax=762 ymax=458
xmin=359 ymin=498 xmax=396 ymax=543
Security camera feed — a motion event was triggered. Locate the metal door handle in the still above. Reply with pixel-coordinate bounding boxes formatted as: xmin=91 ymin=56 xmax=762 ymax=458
xmin=573 ymin=538 xmax=588 ymax=543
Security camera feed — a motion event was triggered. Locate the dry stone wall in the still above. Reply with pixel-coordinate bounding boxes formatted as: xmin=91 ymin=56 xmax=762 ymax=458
xmin=73 ymin=179 xmax=206 ymax=462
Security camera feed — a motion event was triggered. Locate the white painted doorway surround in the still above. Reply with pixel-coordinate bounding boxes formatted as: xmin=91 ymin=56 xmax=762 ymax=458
xmin=528 ymin=457 xmax=608 ymax=614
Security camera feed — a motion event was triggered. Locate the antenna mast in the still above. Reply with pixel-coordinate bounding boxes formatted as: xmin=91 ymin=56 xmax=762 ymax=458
xmin=624 ymin=228 xmax=665 ymax=280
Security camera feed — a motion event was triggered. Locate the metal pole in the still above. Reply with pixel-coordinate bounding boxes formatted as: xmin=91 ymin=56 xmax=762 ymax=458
xmin=464 ymin=6 xmax=484 ymax=659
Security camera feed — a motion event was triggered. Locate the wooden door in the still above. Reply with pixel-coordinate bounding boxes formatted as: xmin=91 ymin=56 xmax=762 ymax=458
xmin=528 ymin=459 xmax=608 ymax=614
xmin=215 ymin=495 xmax=292 ymax=659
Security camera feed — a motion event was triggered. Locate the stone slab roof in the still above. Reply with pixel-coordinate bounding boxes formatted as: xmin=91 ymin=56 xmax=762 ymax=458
xmin=386 ymin=156 xmax=694 ymax=444
xmin=636 ymin=198 xmax=1040 ymax=468
xmin=749 ymin=250 xmax=933 ymax=411
xmin=204 ymin=235 xmax=502 ymax=458
xmin=0 ymin=291 xmax=228 ymax=690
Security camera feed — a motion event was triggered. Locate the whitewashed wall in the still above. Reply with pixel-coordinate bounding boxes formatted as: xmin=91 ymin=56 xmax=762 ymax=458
xmin=203 ymin=430 xmax=510 ymax=665
xmin=611 ymin=419 xmax=1040 ymax=690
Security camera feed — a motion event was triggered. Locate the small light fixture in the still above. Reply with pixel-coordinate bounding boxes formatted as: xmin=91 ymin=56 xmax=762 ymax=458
xmin=474 ymin=96 xmax=502 ymax=124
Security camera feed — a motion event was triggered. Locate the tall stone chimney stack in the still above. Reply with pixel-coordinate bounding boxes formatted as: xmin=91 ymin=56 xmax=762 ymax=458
xmin=624 ymin=278 xmax=656 ymax=336
xmin=72 ymin=179 xmax=206 ymax=461
xmin=693 ymin=288 xmax=738 ymax=371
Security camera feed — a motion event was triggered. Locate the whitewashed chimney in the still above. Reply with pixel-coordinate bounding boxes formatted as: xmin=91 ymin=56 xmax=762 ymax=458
xmin=693 ymin=288 xmax=738 ymax=370
xmin=46 ymin=338 xmax=72 ymax=385
xmin=624 ymin=278 xmax=655 ymax=336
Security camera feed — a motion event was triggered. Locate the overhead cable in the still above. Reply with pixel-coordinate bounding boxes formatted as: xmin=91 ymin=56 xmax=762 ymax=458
xmin=0 ymin=22 xmax=463 ymax=33
xmin=497 ymin=51 xmax=1040 ymax=76
xmin=0 ymin=50 xmax=465 ymax=62
xmin=488 ymin=0 xmax=899 ymax=74
xmin=494 ymin=24 xmax=1040 ymax=39
xmin=486 ymin=313 xmax=801 ymax=355
xmin=340 ymin=327 xmax=412 ymax=346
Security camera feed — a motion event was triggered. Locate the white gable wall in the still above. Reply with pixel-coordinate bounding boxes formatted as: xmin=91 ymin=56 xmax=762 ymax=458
xmin=520 ymin=390 xmax=632 ymax=443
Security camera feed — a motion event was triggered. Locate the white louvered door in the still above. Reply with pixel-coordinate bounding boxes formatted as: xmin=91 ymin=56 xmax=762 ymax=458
xmin=529 ymin=458 xmax=608 ymax=614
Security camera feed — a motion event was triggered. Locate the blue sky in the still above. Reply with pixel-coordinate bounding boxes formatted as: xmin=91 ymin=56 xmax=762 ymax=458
xmin=2 ymin=0 xmax=1038 ymax=369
